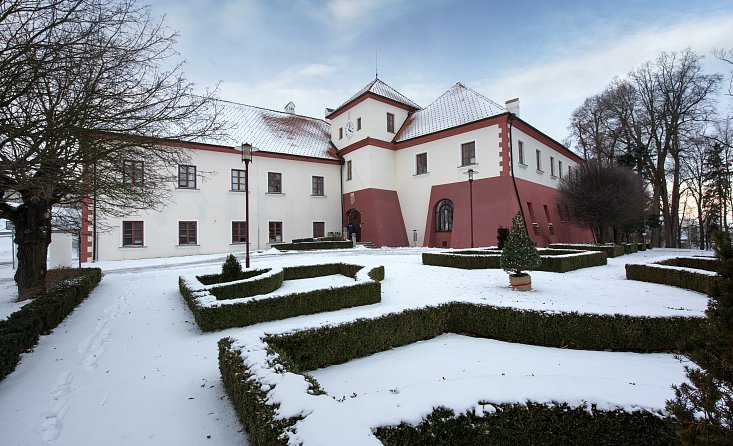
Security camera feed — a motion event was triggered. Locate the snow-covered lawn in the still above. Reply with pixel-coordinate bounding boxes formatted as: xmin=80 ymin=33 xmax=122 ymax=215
xmin=0 ymin=247 xmax=710 ymax=445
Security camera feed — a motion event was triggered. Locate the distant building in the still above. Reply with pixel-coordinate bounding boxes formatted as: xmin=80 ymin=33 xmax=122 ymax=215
xmin=83 ymin=79 xmax=592 ymax=262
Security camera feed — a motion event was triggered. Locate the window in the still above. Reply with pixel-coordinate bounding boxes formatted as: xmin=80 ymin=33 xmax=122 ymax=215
xmin=550 ymin=156 xmax=556 ymax=177
xmin=357 ymin=117 xmax=362 ymax=130
xmin=269 ymin=221 xmax=283 ymax=243
xmin=232 ymin=221 xmax=247 ymax=243
xmin=268 ymin=172 xmax=282 ymax=193
xmin=178 ymin=165 xmax=196 ymax=189
xmin=339 ymin=127 xmax=343 ymax=140
xmin=231 ymin=169 xmax=247 ymax=191
xmin=559 ymin=161 xmax=563 ymax=179
xmin=567 ymin=165 xmax=572 ymax=177
xmin=123 ymin=160 xmax=144 ymax=186
xmin=178 ymin=221 xmax=197 ymax=245
xmin=435 ymin=199 xmax=454 ymax=232
xmin=416 ymin=153 xmax=428 ymax=175
xmin=535 ymin=150 xmax=542 ymax=171
xmin=313 ymin=222 xmax=325 ymax=238
xmin=557 ymin=204 xmax=566 ymax=223
xmin=312 ymin=176 xmax=324 ymax=196
xmin=347 ymin=160 xmax=352 ymax=181
xmin=122 ymin=221 xmax=143 ymax=246
xmin=518 ymin=141 xmax=525 ymax=165
xmin=461 ymin=142 xmax=476 ymax=166
xmin=387 ymin=112 xmax=395 ymax=133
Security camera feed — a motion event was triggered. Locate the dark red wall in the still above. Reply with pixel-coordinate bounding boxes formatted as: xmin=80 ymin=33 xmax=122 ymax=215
xmin=342 ymin=188 xmax=409 ymax=247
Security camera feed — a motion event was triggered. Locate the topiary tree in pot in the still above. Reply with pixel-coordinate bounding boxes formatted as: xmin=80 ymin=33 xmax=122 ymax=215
xmin=500 ymin=212 xmax=541 ymax=291
xmin=221 ymin=254 xmax=243 ymax=281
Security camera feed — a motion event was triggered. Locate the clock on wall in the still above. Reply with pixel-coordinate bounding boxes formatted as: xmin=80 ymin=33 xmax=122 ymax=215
xmin=345 ymin=121 xmax=355 ymax=139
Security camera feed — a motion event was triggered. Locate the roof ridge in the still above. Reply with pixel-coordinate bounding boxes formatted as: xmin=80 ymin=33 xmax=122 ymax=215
xmin=213 ymin=97 xmax=329 ymax=124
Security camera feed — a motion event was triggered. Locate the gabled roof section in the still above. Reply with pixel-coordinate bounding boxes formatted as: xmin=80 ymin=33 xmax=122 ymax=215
xmin=194 ymin=99 xmax=335 ymax=160
xmin=395 ymin=83 xmax=506 ymax=142
xmin=328 ymin=78 xmax=421 ymax=118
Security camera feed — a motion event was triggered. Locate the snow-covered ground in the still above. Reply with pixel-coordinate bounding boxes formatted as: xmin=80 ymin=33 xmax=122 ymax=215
xmin=0 ymin=247 xmax=710 ymax=445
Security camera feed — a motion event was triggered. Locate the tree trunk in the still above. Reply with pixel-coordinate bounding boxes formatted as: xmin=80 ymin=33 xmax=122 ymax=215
xmin=13 ymin=201 xmax=53 ymax=300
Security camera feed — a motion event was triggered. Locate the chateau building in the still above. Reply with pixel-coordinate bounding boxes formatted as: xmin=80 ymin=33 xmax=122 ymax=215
xmin=83 ymin=79 xmax=592 ymax=262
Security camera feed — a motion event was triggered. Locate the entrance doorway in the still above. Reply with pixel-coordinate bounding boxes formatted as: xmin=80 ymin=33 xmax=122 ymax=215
xmin=346 ymin=208 xmax=361 ymax=242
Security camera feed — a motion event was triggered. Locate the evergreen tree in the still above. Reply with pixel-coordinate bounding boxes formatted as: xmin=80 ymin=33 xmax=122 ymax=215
xmin=667 ymin=231 xmax=733 ymax=445
xmin=221 ymin=254 xmax=243 ymax=281
xmin=500 ymin=213 xmax=541 ymax=276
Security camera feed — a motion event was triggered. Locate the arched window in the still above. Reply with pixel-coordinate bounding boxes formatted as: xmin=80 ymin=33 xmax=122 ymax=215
xmin=435 ymin=199 xmax=453 ymax=232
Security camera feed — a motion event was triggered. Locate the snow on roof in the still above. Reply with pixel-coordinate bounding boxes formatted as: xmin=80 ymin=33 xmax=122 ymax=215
xmin=331 ymin=78 xmax=421 ymax=115
xmin=395 ymin=82 xmax=506 ymax=142
xmin=195 ymin=99 xmax=336 ymax=160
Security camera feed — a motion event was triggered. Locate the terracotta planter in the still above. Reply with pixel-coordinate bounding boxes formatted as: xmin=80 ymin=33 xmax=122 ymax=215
xmin=509 ymin=274 xmax=532 ymax=291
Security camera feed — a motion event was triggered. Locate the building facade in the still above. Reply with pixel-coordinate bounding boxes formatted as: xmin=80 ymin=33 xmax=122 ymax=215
xmin=83 ymin=79 xmax=592 ymax=262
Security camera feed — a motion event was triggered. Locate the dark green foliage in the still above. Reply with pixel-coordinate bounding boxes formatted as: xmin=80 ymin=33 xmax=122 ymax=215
xmin=197 ymin=268 xmax=269 ymax=286
xmin=0 ymin=268 xmax=102 ymax=382
xmin=667 ymin=231 xmax=733 ymax=445
xmin=659 ymin=257 xmax=719 ymax=272
xmin=180 ymin=264 xmax=384 ymax=331
xmin=219 ymin=302 xmax=702 ymax=445
xmin=500 ymin=213 xmax=541 ymax=275
xmin=623 ymin=243 xmax=639 ymax=254
xmin=375 ymin=404 xmax=679 ymax=446
xmin=548 ymin=243 xmax=626 ymax=258
xmin=638 ymin=243 xmax=647 ymax=251
xmin=221 ymin=254 xmax=242 ymax=281
xmin=218 ymin=338 xmax=294 ymax=446
xmin=497 ymin=226 xmax=509 ymax=250
xmin=273 ymin=240 xmax=353 ymax=251
xmin=206 ymin=269 xmax=283 ymax=300
xmin=422 ymin=250 xmax=606 ymax=273
xmin=625 ymin=263 xmax=720 ymax=295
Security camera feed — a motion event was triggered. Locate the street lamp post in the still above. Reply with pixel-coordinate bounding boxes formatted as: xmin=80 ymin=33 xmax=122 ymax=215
xmin=241 ymin=142 xmax=253 ymax=269
xmin=466 ymin=168 xmax=476 ymax=248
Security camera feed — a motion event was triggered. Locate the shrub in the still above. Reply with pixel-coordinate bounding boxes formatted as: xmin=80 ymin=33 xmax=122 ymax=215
xmin=423 ymin=250 xmax=606 ymax=273
xmin=637 ymin=243 xmax=647 ymax=251
xmin=0 ymin=268 xmax=102 ymax=382
xmin=221 ymin=254 xmax=242 ymax=281
xmin=500 ymin=213 xmax=541 ymax=276
xmin=625 ymin=263 xmax=720 ymax=295
xmin=658 ymin=257 xmax=718 ymax=272
xmin=375 ymin=404 xmax=678 ymax=446
xmin=273 ymin=240 xmax=353 ymax=251
xmin=623 ymin=243 xmax=639 ymax=254
xmin=548 ymin=243 xmax=626 ymax=258
xmin=180 ymin=263 xmax=384 ymax=331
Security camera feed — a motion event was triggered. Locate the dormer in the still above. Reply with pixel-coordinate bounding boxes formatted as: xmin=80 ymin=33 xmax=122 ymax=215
xmin=327 ymin=78 xmax=420 ymax=150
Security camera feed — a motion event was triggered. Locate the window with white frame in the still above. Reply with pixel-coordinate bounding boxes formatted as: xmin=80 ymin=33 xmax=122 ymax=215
xmin=416 ymin=153 xmax=428 ymax=175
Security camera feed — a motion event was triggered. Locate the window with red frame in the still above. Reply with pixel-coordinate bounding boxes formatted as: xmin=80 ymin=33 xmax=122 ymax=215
xmin=461 ymin=142 xmax=476 ymax=166
xmin=269 ymin=221 xmax=282 ymax=242
xmin=231 ymin=169 xmax=246 ymax=191
xmin=178 ymin=221 xmax=197 ymax=245
xmin=268 ymin=172 xmax=282 ymax=193
xmin=312 ymin=176 xmax=324 ymax=196
xmin=313 ymin=222 xmax=325 ymax=238
xmin=123 ymin=160 xmax=144 ymax=185
xmin=122 ymin=221 xmax=143 ymax=246
xmin=387 ymin=112 xmax=395 ymax=133
xmin=232 ymin=221 xmax=247 ymax=243
xmin=178 ymin=165 xmax=196 ymax=189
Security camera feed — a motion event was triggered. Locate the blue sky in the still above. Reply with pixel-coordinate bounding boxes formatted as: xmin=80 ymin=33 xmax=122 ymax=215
xmin=150 ymin=0 xmax=733 ymax=142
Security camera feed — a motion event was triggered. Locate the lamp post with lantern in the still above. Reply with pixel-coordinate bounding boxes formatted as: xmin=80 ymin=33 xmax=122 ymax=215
xmin=465 ymin=168 xmax=477 ymax=248
xmin=241 ymin=142 xmax=253 ymax=268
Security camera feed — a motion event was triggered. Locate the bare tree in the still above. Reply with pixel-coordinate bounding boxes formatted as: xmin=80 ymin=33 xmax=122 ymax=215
xmin=0 ymin=0 xmax=223 ymax=298
xmin=558 ymin=160 xmax=648 ymax=244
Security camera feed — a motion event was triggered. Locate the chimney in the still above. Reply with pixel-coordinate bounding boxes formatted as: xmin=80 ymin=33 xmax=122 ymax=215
xmin=284 ymin=101 xmax=295 ymax=114
xmin=505 ymin=98 xmax=520 ymax=117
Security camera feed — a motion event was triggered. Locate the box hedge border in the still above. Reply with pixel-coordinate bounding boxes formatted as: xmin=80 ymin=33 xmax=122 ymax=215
xmin=422 ymin=249 xmax=606 ymax=273
xmin=220 ymin=302 xmax=703 ymax=445
xmin=0 ymin=268 xmax=102 ymax=382
xmin=548 ymin=243 xmax=626 ymax=258
xmin=274 ymin=240 xmax=353 ymax=251
xmin=626 ymin=260 xmax=720 ymax=295
xmin=180 ymin=263 xmax=384 ymax=331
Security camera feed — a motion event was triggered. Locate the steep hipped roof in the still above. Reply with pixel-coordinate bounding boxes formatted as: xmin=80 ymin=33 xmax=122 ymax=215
xmin=196 ymin=99 xmax=335 ymax=160
xmin=329 ymin=78 xmax=421 ymax=117
xmin=395 ymin=83 xmax=506 ymax=142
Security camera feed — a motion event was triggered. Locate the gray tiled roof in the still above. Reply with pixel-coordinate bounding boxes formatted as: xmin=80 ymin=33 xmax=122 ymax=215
xmin=332 ymin=78 xmax=421 ymax=114
xmin=395 ymin=83 xmax=506 ymax=142
xmin=196 ymin=99 xmax=336 ymax=160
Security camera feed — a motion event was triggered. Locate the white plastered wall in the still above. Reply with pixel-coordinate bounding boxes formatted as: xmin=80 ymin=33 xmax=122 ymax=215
xmin=330 ymin=98 xmax=410 ymax=150
xmin=94 ymin=148 xmax=341 ymax=261
xmin=509 ymin=127 xmax=579 ymax=187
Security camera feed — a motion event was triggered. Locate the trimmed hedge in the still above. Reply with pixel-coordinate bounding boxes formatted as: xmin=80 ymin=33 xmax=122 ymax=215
xmin=637 ymin=243 xmax=647 ymax=251
xmin=422 ymin=249 xmax=606 ymax=273
xmin=623 ymin=243 xmax=639 ymax=254
xmin=548 ymin=243 xmax=626 ymax=258
xmin=180 ymin=263 xmax=384 ymax=331
xmin=626 ymin=263 xmax=720 ymax=295
xmin=221 ymin=302 xmax=702 ymax=445
xmin=0 ymin=268 xmax=102 ymax=382
xmin=274 ymin=240 xmax=353 ymax=251
xmin=658 ymin=257 xmax=718 ymax=272
xmin=375 ymin=404 xmax=678 ymax=446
